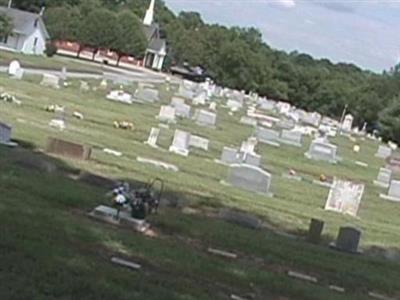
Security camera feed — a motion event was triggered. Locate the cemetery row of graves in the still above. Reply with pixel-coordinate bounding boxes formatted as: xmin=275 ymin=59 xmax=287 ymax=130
xmin=1 ymin=61 xmax=400 ymax=299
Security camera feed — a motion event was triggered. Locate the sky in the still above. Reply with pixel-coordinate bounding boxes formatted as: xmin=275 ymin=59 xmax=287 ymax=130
xmin=164 ymin=0 xmax=400 ymax=72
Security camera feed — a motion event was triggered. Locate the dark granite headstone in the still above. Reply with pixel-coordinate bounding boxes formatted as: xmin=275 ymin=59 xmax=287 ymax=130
xmin=333 ymin=226 xmax=361 ymax=254
xmin=307 ymin=218 xmax=324 ymax=244
xmin=219 ymin=208 xmax=262 ymax=229
xmin=46 ymin=137 xmax=91 ymax=160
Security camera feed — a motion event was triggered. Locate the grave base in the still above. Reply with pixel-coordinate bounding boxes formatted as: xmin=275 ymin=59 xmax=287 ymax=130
xmin=329 ymin=242 xmax=362 ymax=254
xmin=220 ymin=180 xmax=273 ymax=198
xmin=0 ymin=141 xmax=18 ymax=147
xmin=282 ymin=173 xmax=302 ymax=181
xmin=379 ymin=194 xmax=400 ymax=203
xmin=88 ymin=205 xmax=150 ymax=232
xmin=168 ymin=146 xmax=189 ymax=157
xmin=373 ymin=181 xmax=389 ymax=189
xmin=305 ymin=153 xmax=337 ymax=164
xmin=355 ymin=161 xmax=368 ymax=167
xmin=259 ymin=140 xmax=280 ymax=147
xmin=312 ymin=180 xmax=333 ymax=188
xmin=279 ymin=140 xmax=302 ymax=147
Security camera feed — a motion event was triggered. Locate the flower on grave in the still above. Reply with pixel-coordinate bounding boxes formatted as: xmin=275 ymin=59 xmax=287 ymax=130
xmin=320 ymin=174 xmax=327 ymax=182
xmin=289 ymin=169 xmax=296 ymax=176
xmin=0 ymin=92 xmax=16 ymax=103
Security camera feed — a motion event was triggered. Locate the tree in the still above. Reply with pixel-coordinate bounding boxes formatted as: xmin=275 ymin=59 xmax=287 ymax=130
xmin=379 ymin=97 xmax=400 ymax=142
xmin=0 ymin=13 xmax=12 ymax=38
xmin=77 ymin=8 xmax=119 ymax=60
xmin=45 ymin=6 xmax=81 ymax=41
xmin=113 ymin=10 xmax=147 ymax=66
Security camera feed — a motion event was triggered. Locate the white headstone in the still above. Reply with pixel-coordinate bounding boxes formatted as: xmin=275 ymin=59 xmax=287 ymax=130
xmin=189 ymin=135 xmax=209 ymax=151
xmin=220 ymin=147 xmax=240 ymax=164
xmin=341 ymin=114 xmax=353 ymax=132
xmin=158 ymin=106 xmax=176 ymax=123
xmin=106 ymin=90 xmax=132 ymax=104
xmin=375 ymin=145 xmax=392 ymax=159
xmin=145 ymin=127 xmax=160 ymax=148
xmin=373 ymin=168 xmax=392 ymax=188
xmin=8 ymin=60 xmax=21 ymax=76
xmin=325 ymin=179 xmax=364 ymax=217
xmin=169 ymin=129 xmax=190 ymax=156
xmin=41 ymin=74 xmax=60 ymax=89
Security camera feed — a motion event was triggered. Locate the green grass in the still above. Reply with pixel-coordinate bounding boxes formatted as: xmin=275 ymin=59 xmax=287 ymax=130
xmin=0 ymin=50 xmax=103 ymax=74
xmin=0 ymin=72 xmax=400 ymax=299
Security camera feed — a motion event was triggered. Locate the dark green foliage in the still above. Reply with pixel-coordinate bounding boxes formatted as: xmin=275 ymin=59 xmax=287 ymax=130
xmin=44 ymin=42 xmax=57 ymax=57
xmin=0 ymin=12 xmax=12 ymax=38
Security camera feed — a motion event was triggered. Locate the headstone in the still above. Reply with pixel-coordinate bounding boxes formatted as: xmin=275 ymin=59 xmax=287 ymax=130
xmin=189 ymin=135 xmax=209 ymax=151
xmin=341 ymin=114 xmax=353 ymax=132
xmin=174 ymin=103 xmax=191 ymax=118
xmin=209 ymin=102 xmax=217 ymax=111
xmin=305 ymin=139 xmax=337 ymax=163
xmin=220 ymin=147 xmax=240 ymax=164
xmin=60 ymin=66 xmax=67 ymax=81
xmin=324 ymin=179 xmax=364 ymax=217
xmin=8 ymin=60 xmax=21 ymax=76
xmin=0 ymin=122 xmax=14 ymax=146
xmin=375 ymin=145 xmax=392 ymax=159
xmin=332 ymin=227 xmax=361 ymax=254
xmin=380 ymin=180 xmax=400 ymax=202
xmin=158 ymin=106 xmax=176 ymax=123
xmin=227 ymin=99 xmax=242 ymax=111
xmin=219 ymin=208 xmax=262 ymax=229
xmin=255 ymin=127 xmax=280 ymax=147
xmin=41 ymin=74 xmax=60 ymax=89
xmin=145 ymin=127 xmax=160 ymax=148
xmin=99 ymin=79 xmax=108 ymax=89
xmin=106 ymin=90 xmax=132 ymax=104
xmin=78 ymin=171 xmax=116 ymax=189
xmin=373 ymin=168 xmax=392 ymax=188
xmin=46 ymin=137 xmax=91 ymax=160
xmin=169 ymin=129 xmax=190 ymax=156
xmin=226 ymin=164 xmax=272 ymax=195
xmin=240 ymin=116 xmax=257 ymax=127
xmin=171 ymin=97 xmax=185 ymax=106
xmin=134 ymin=88 xmax=159 ymax=103
xmin=193 ymin=91 xmax=207 ymax=105
xmin=307 ymin=218 xmax=324 ymax=244
xmin=385 ymin=154 xmax=400 ymax=173
xmin=280 ymin=130 xmax=303 ymax=147
xmin=195 ymin=109 xmax=216 ymax=127
xmin=240 ymin=138 xmax=257 ymax=154
xmin=243 ymin=153 xmax=261 ymax=167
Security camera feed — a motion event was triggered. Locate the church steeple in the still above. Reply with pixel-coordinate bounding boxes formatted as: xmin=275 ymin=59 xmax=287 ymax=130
xmin=143 ymin=0 xmax=155 ymax=26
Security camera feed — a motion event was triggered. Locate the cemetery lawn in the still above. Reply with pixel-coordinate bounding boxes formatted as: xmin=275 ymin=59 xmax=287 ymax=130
xmin=1 ymin=73 xmax=400 ymax=299
xmin=0 ymin=50 xmax=103 ymax=74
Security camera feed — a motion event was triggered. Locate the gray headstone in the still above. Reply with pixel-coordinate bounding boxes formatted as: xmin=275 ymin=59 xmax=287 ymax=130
xmin=227 ymin=164 xmax=272 ymax=195
xmin=306 ymin=139 xmax=337 ymax=163
xmin=243 ymin=153 xmax=261 ymax=167
xmin=145 ymin=127 xmax=160 ymax=148
xmin=220 ymin=147 xmax=239 ymax=164
xmin=388 ymin=180 xmax=400 ymax=199
xmin=0 ymin=122 xmax=12 ymax=144
xmin=280 ymin=130 xmax=303 ymax=147
xmin=375 ymin=145 xmax=392 ymax=159
xmin=255 ymin=127 xmax=280 ymax=146
xmin=333 ymin=227 xmax=361 ymax=253
xmin=374 ymin=168 xmax=392 ymax=188
xmin=175 ymin=103 xmax=191 ymax=118
xmin=189 ymin=135 xmax=209 ymax=151
xmin=135 ymin=88 xmax=159 ymax=103
xmin=195 ymin=109 xmax=216 ymax=127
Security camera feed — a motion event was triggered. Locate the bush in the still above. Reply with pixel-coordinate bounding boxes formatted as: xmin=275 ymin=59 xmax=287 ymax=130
xmin=45 ymin=43 xmax=57 ymax=57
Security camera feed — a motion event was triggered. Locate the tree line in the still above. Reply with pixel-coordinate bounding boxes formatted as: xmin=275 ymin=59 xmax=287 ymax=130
xmin=2 ymin=0 xmax=400 ymax=143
